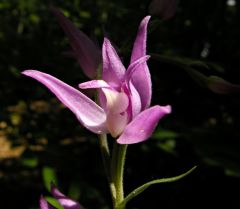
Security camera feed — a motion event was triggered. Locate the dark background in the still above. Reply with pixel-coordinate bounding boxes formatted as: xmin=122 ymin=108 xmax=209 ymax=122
xmin=0 ymin=0 xmax=240 ymax=208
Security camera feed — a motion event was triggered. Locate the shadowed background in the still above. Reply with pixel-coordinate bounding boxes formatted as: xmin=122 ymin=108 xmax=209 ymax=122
xmin=0 ymin=0 xmax=240 ymax=208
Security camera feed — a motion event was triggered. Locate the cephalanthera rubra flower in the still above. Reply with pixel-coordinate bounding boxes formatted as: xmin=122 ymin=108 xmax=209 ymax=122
xmin=23 ymin=16 xmax=171 ymax=144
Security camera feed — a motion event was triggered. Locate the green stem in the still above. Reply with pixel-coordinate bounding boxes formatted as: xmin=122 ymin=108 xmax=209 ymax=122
xmin=99 ymin=134 xmax=110 ymax=179
xmin=99 ymin=134 xmax=116 ymax=205
xmin=111 ymin=142 xmax=128 ymax=209
xmin=118 ymin=166 xmax=197 ymax=208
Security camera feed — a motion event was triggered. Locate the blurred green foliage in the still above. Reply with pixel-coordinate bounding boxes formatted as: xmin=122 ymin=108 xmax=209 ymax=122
xmin=0 ymin=0 xmax=240 ymax=209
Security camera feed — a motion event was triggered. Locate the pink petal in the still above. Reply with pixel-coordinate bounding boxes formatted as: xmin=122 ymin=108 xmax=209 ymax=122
xmin=128 ymin=81 xmax=142 ymax=118
xmin=51 ymin=185 xmax=84 ymax=209
xmin=39 ymin=196 xmax=56 ymax=209
xmin=130 ymin=16 xmax=151 ymax=61
xmin=126 ymin=55 xmax=150 ymax=82
xmin=79 ymin=80 xmax=110 ymax=89
xmin=130 ymin=16 xmax=152 ymax=110
xmin=117 ymin=105 xmax=171 ymax=144
xmin=102 ymin=38 xmax=126 ymax=90
xmin=125 ymin=56 xmax=150 ymax=118
xmin=130 ymin=65 xmax=152 ymax=110
xmin=122 ymin=81 xmax=141 ymax=120
xmin=22 ymin=70 xmax=107 ymax=134
xmin=124 ymin=56 xmax=150 ymax=120
xmin=51 ymin=7 xmax=101 ymax=79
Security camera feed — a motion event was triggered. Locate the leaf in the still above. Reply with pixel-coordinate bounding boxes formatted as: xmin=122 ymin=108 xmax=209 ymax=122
xmin=151 ymin=53 xmax=240 ymax=94
xmin=207 ymin=75 xmax=240 ymax=94
xmin=183 ymin=67 xmax=208 ymax=88
xmin=152 ymin=128 xmax=178 ymax=139
xmin=157 ymin=139 xmax=176 ymax=154
xmin=21 ymin=157 xmax=38 ymax=168
xmin=150 ymin=53 xmax=209 ymax=69
xmin=45 ymin=196 xmax=64 ymax=209
xmin=206 ymin=62 xmax=225 ymax=73
xmin=42 ymin=166 xmax=58 ymax=192
xmin=117 ymin=166 xmax=197 ymax=208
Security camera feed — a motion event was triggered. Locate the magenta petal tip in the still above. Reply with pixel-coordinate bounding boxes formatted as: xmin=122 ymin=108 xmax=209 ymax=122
xmin=162 ymin=104 xmax=172 ymax=114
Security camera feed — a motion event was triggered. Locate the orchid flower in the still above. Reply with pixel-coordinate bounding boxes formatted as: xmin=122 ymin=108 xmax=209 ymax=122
xmin=22 ymin=16 xmax=171 ymax=144
xmin=40 ymin=185 xmax=84 ymax=209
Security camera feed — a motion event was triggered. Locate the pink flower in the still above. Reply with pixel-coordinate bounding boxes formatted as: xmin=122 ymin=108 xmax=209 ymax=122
xmin=22 ymin=16 xmax=171 ymax=144
xmin=40 ymin=185 xmax=84 ymax=209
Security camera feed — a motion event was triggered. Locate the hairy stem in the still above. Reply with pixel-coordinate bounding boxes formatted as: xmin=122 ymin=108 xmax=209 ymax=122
xmin=111 ymin=142 xmax=128 ymax=209
xmin=99 ymin=134 xmax=116 ymax=205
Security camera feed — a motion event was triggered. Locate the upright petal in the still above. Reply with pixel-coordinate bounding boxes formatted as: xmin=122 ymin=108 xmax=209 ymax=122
xmin=122 ymin=81 xmax=141 ymax=120
xmin=117 ymin=105 xmax=171 ymax=144
xmin=126 ymin=55 xmax=150 ymax=82
xmin=51 ymin=7 xmax=101 ymax=79
xmin=51 ymin=185 xmax=84 ymax=209
xmin=130 ymin=16 xmax=151 ymax=61
xmin=130 ymin=64 xmax=152 ymax=111
xmin=40 ymin=196 xmax=57 ymax=209
xmin=102 ymin=38 xmax=126 ymax=90
xmin=125 ymin=56 xmax=150 ymax=119
xmin=130 ymin=16 xmax=152 ymax=110
xmin=22 ymin=70 xmax=107 ymax=134
xmin=128 ymin=81 xmax=142 ymax=118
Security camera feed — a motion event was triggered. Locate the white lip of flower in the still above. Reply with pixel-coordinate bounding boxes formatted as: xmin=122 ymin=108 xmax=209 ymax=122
xmin=102 ymin=88 xmax=129 ymax=137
